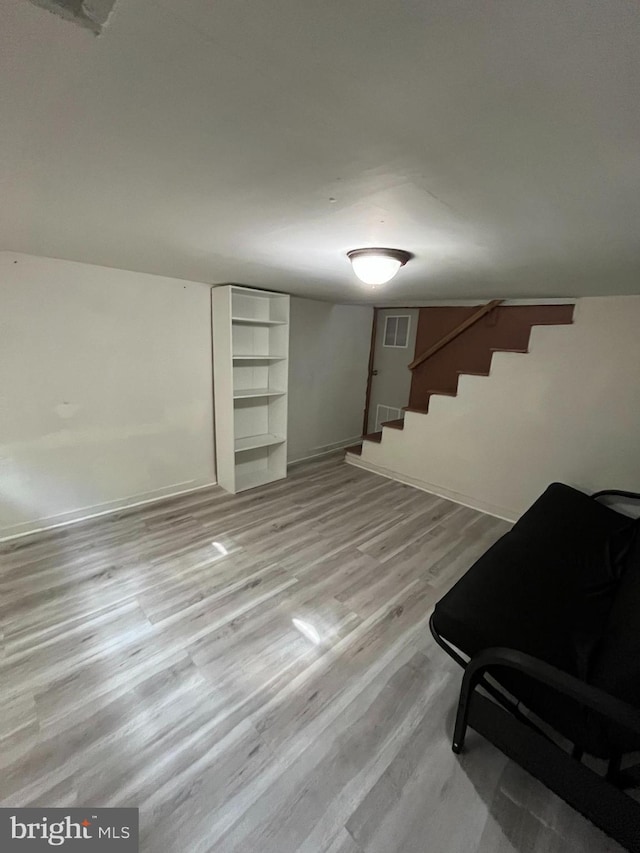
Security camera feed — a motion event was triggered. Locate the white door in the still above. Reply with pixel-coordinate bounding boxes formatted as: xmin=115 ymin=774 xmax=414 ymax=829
xmin=367 ymin=309 xmax=419 ymax=433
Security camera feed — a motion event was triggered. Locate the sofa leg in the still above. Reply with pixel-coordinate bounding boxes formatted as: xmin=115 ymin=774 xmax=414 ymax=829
xmin=453 ymin=687 xmax=472 ymax=754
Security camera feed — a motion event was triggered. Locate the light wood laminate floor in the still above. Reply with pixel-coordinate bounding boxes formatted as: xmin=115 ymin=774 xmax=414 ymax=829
xmin=0 ymin=455 xmax=624 ymax=852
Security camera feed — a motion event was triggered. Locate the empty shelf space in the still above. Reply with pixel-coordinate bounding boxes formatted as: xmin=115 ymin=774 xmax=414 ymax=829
xmin=234 ymin=433 xmax=285 ymax=453
xmin=236 ymin=468 xmax=287 ymax=492
xmin=231 ymin=316 xmax=287 ymax=326
xmin=235 ymin=467 xmax=284 ymax=493
xmin=233 ymin=387 xmax=286 ymax=399
xmin=232 ymin=354 xmax=286 ymax=361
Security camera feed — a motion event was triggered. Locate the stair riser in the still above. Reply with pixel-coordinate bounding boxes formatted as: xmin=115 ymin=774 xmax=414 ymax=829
xmin=409 ymin=305 xmax=573 ymax=411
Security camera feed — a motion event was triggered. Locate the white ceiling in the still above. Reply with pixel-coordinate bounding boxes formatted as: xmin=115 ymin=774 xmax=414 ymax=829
xmin=1 ymin=0 xmax=640 ymax=303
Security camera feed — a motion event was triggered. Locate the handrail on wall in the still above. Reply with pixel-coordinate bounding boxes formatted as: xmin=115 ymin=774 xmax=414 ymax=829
xmin=408 ymin=299 xmax=504 ymax=371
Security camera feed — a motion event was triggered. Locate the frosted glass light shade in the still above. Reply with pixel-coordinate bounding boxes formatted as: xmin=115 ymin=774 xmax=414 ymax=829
xmin=347 ymin=248 xmax=412 ymax=286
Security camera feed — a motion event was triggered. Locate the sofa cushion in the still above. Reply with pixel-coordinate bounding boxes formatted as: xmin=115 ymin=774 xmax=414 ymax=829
xmin=588 ymin=524 xmax=640 ymax=751
xmin=434 ymin=483 xmax=636 ymax=677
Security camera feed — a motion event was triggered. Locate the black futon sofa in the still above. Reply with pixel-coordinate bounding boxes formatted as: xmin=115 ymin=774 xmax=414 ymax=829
xmin=431 ymin=483 xmax=640 ymax=851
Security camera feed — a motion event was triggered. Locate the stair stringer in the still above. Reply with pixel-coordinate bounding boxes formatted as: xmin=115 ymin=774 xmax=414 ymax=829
xmin=346 ymin=299 xmax=640 ymax=522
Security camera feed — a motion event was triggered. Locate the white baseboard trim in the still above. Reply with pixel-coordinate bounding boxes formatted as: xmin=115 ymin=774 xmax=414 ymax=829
xmin=345 ymin=455 xmax=517 ymax=523
xmin=288 ymin=435 xmax=362 ymax=466
xmin=0 ymin=479 xmax=218 ymax=543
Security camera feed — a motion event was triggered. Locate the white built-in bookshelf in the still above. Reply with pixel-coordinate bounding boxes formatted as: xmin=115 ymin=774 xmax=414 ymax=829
xmin=212 ymin=285 xmax=290 ymax=494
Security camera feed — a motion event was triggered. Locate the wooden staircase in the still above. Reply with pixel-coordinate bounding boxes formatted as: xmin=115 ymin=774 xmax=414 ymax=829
xmin=347 ymin=303 xmax=575 ymax=459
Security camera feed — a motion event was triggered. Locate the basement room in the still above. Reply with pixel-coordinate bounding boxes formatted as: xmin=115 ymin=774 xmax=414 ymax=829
xmin=1 ymin=1 xmax=640 ymax=851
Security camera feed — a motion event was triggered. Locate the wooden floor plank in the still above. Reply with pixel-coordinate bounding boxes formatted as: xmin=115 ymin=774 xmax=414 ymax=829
xmin=0 ymin=453 xmax=622 ymax=852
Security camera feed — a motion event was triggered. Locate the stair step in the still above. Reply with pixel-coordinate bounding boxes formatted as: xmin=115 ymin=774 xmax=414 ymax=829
xmin=404 ymin=305 xmax=573 ymax=421
xmin=345 ymin=443 xmax=363 ymax=456
xmin=362 ymin=431 xmax=383 ymax=443
xmin=381 ymin=418 xmax=405 ymax=430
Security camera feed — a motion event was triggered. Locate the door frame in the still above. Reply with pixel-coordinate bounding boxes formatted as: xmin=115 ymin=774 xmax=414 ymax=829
xmin=361 ymin=308 xmax=379 ymax=435
xmin=362 ymin=307 xmax=423 ymax=435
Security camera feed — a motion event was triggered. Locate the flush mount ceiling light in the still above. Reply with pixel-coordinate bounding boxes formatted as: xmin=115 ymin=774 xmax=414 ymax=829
xmin=347 ymin=248 xmax=413 ymax=286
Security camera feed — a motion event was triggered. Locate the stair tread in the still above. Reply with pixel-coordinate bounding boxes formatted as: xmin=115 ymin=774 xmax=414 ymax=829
xmin=381 ymin=418 xmax=405 ymax=430
xmin=362 ymin=431 xmax=383 ymax=443
xmin=345 ymin=443 xmax=363 ymax=456
xmin=404 ymin=306 xmax=573 ymax=421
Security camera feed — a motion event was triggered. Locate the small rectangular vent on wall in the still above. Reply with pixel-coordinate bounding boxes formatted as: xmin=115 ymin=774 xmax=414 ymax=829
xmin=375 ymin=405 xmax=402 ymax=432
xmin=26 ymin=0 xmax=117 ymax=33
xmin=383 ymin=315 xmax=411 ymax=348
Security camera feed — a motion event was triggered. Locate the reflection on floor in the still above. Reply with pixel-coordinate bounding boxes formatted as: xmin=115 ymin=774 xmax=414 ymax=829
xmin=0 ymin=454 xmax=625 ymax=852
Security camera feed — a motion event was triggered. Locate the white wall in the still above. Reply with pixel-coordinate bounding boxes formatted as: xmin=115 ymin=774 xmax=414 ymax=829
xmin=0 ymin=252 xmax=216 ymax=539
xmin=350 ymin=297 xmax=640 ymax=521
xmin=0 ymin=254 xmax=374 ymax=539
xmin=288 ymin=297 xmax=372 ymax=463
